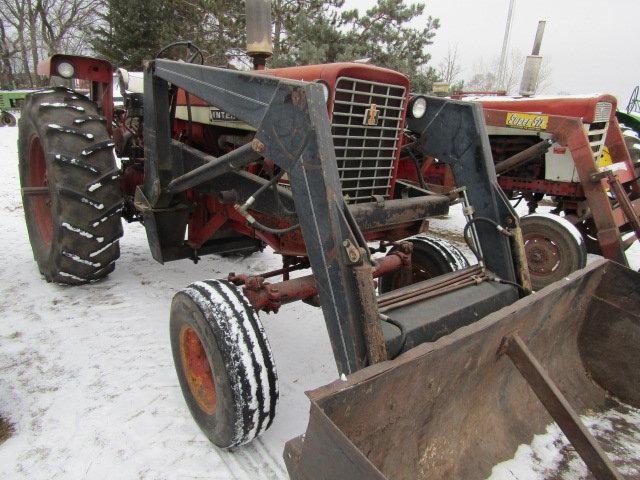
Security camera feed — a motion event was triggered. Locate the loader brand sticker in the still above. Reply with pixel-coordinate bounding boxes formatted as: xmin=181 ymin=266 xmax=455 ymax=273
xmin=363 ymin=103 xmax=380 ymax=126
xmin=505 ymin=112 xmax=549 ymax=130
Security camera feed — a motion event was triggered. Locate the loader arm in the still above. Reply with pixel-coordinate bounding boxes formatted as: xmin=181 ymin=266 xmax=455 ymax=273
xmin=407 ymin=96 xmax=519 ymax=282
xmin=141 ymin=59 xmax=386 ymax=374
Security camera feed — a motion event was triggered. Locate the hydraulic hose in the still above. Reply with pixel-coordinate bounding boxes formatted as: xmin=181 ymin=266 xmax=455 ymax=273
xmin=462 ymin=216 xmax=511 ymax=261
xmin=235 ymin=171 xmax=300 ymax=235
xmin=464 ymin=217 xmax=526 ymax=293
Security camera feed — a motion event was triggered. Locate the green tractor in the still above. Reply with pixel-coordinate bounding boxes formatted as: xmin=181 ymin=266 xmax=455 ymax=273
xmin=0 ymin=89 xmax=34 ymax=127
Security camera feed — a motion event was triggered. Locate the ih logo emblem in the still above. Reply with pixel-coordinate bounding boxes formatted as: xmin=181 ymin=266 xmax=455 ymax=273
xmin=363 ymin=104 xmax=380 ymax=126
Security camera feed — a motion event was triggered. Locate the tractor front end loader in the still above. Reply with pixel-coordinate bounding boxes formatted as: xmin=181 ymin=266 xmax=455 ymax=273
xmin=16 ymin=1 xmax=640 ymax=477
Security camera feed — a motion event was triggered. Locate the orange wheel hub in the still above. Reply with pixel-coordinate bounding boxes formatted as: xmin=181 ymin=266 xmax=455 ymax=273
xmin=179 ymin=325 xmax=217 ymax=415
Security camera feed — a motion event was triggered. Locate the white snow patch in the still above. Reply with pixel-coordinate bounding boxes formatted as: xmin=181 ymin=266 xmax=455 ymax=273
xmin=91 ymin=207 xmax=122 ymax=228
xmin=62 ymin=251 xmax=101 ymax=268
xmin=87 ymin=182 xmax=101 ymax=192
xmin=623 ymin=129 xmax=639 ymax=139
xmin=89 ymin=238 xmax=117 ymax=257
xmin=487 ymin=403 xmax=640 ymax=479
xmin=61 ymin=222 xmax=94 ymax=240
xmin=40 ymin=102 xmax=84 ymax=112
xmin=57 ymin=271 xmax=86 ymax=282
xmin=81 ymin=196 xmax=104 ymax=210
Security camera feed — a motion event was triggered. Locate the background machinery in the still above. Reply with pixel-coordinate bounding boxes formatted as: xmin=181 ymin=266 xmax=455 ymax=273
xmin=0 ymin=89 xmax=33 ymax=126
xmin=404 ymin=92 xmax=640 ymax=289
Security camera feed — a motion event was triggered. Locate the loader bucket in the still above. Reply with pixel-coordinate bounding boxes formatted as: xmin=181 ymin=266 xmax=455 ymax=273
xmin=285 ymin=259 xmax=640 ymax=480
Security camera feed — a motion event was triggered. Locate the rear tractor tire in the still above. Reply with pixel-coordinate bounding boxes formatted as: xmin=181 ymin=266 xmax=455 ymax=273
xmin=621 ymin=127 xmax=640 ymax=172
xmin=520 ymin=213 xmax=587 ymax=290
xmin=170 ymin=279 xmax=278 ymax=448
xmin=379 ymin=235 xmax=469 ymax=294
xmin=18 ymin=87 xmax=123 ymax=284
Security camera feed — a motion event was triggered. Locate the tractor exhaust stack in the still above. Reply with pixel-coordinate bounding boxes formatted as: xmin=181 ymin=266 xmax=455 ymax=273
xmin=519 ymin=20 xmax=546 ymax=96
xmin=246 ymin=0 xmax=273 ymax=70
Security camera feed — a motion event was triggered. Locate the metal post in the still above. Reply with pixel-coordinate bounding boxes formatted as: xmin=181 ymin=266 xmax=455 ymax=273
xmin=497 ymin=0 xmax=516 ymax=90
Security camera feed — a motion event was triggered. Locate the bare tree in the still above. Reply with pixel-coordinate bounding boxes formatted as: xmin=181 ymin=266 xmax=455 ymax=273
xmin=0 ymin=0 xmax=98 ymax=87
xmin=37 ymin=0 xmax=101 ymax=55
xmin=437 ymin=45 xmax=461 ymax=85
xmin=0 ymin=20 xmax=19 ymax=87
xmin=466 ymin=48 xmax=552 ymax=95
xmin=0 ymin=0 xmax=34 ymax=85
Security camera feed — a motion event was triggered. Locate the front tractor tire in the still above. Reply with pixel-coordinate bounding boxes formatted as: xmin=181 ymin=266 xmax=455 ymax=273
xmin=520 ymin=213 xmax=587 ymax=291
xmin=379 ymin=235 xmax=469 ymax=294
xmin=18 ymin=88 xmax=123 ymax=284
xmin=170 ymin=280 xmax=278 ymax=448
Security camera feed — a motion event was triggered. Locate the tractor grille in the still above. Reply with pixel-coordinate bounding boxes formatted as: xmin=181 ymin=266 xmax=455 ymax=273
xmin=587 ymin=121 xmax=609 ymax=161
xmin=331 ymin=77 xmax=406 ymax=203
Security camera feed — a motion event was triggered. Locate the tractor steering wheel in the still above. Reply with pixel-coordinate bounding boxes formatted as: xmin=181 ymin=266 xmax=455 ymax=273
xmin=156 ymin=41 xmax=204 ymax=65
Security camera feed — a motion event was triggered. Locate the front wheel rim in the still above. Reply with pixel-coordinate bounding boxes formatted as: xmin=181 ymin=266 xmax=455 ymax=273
xmin=179 ymin=325 xmax=217 ymax=415
xmin=524 ymin=234 xmax=561 ymax=276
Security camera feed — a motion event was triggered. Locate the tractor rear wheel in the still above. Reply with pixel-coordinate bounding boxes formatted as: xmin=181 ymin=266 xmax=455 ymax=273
xmin=18 ymin=87 xmax=123 ymax=284
xmin=379 ymin=235 xmax=469 ymax=293
xmin=622 ymin=128 xmax=640 ymax=166
xmin=1 ymin=110 xmax=16 ymax=127
xmin=520 ymin=213 xmax=587 ymax=290
xmin=170 ymin=279 xmax=278 ymax=448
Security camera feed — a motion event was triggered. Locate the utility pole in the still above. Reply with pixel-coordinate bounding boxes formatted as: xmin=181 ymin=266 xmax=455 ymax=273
xmin=497 ymin=0 xmax=516 ymax=90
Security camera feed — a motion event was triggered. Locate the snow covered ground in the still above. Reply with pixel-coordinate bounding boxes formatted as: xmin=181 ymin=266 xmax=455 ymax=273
xmin=0 ymin=123 xmax=638 ymax=479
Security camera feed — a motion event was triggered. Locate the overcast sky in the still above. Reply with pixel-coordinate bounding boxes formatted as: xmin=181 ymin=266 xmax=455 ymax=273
xmin=344 ymin=0 xmax=639 ymax=106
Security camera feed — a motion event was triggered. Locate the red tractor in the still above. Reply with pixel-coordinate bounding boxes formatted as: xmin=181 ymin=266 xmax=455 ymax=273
xmin=400 ymin=91 xmax=640 ymax=289
xmin=18 ymin=1 xmax=531 ymax=450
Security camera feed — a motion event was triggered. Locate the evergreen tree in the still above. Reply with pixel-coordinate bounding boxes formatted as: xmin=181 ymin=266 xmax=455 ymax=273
xmin=92 ymin=0 xmax=246 ymax=69
xmin=91 ymin=0 xmax=440 ymax=91
xmin=271 ymin=0 xmax=440 ymax=92
xmin=92 ymin=0 xmax=168 ymax=69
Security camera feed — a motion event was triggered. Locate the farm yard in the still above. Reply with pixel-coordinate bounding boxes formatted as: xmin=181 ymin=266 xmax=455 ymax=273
xmin=1 ymin=121 xmax=639 ymax=479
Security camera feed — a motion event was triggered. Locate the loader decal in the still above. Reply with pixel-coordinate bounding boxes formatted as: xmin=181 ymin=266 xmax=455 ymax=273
xmin=505 ymin=111 xmax=549 ymax=130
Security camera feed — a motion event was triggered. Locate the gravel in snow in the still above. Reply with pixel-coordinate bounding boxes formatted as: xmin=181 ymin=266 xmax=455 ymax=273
xmin=1 ymin=124 xmax=639 ymax=478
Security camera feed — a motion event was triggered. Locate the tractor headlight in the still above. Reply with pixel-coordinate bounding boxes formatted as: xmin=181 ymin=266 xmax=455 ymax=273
xmin=56 ymin=61 xmax=75 ymax=79
xmin=410 ymin=96 xmax=427 ymax=119
xmin=316 ymin=81 xmax=330 ymax=103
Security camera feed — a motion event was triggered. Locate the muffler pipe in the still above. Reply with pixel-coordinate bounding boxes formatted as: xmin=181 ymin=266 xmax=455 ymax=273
xmin=246 ymin=0 xmax=273 ymax=70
